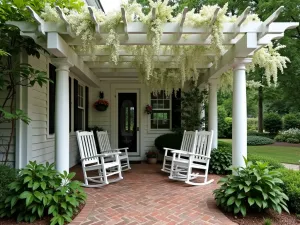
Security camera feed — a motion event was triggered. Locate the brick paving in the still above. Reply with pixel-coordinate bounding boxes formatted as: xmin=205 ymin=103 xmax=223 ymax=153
xmin=70 ymin=163 xmax=236 ymax=225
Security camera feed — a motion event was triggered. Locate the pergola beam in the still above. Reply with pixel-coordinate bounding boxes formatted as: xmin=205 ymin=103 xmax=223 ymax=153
xmin=121 ymin=7 xmax=128 ymax=40
xmin=56 ymin=6 xmax=75 ymax=37
xmin=177 ymin=7 xmax=188 ymax=40
xmin=26 ymin=6 xmax=45 ymax=35
xmin=88 ymin=6 xmax=101 ymax=34
xmin=47 ymin=33 xmax=100 ymax=87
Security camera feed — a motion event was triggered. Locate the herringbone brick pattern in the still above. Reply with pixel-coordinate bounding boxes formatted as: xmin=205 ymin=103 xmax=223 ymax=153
xmin=70 ymin=163 xmax=236 ymax=225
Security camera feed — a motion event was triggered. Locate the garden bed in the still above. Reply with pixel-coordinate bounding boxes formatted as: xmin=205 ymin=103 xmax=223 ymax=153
xmin=0 ymin=203 xmax=85 ymax=225
xmin=226 ymin=210 xmax=300 ymax=225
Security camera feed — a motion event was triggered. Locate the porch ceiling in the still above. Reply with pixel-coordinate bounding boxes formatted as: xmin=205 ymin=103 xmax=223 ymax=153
xmin=7 ymin=6 xmax=298 ymax=84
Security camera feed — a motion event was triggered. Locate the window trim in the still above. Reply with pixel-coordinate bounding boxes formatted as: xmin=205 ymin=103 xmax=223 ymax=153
xmin=76 ymin=82 xmax=86 ymax=131
xmin=148 ymin=91 xmax=172 ymax=132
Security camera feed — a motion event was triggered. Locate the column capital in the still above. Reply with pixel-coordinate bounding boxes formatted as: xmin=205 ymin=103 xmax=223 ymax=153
xmin=233 ymin=58 xmax=252 ymax=71
xmin=51 ymin=58 xmax=73 ymax=71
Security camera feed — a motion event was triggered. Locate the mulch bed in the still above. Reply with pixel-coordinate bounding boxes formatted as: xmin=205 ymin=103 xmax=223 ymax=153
xmin=0 ymin=203 xmax=85 ymax=225
xmin=226 ymin=209 xmax=300 ymax=225
xmin=269 ymin=142 xmax=300 ymax=147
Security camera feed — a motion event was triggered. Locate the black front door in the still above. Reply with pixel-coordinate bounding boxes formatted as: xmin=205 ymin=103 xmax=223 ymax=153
xmin=118 ymin=93 xmax=137 ymax=153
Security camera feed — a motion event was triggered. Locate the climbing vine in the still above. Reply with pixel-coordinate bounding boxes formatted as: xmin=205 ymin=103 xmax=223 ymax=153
xmin=35 ymin=0 xmax=289 ymax=93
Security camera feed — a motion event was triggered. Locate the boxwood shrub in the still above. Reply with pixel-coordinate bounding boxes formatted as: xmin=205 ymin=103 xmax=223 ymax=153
xmin=0 ymin=165 xmax=17 ymax=201
xmin=264 ymin=113 xmax=282 ymax=135
xmin=276 ymin=168 xmax=300 ymax=213
xmin=154 ymin=133 xmax=183 ymax=153
xmin=274 ymin=128 xmax=300 ymax=143
xmin=209 ymin=147 xmax=232 ymax=175
xmin=283 ymin=114 xmax=300 ymax=130
xmin=247 ymin=136 xmax=275 ymax=146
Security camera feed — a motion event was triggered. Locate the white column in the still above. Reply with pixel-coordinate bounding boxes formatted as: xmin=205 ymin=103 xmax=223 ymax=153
xmin=232 ymin=64 xmax=247 ymax=168
xmin=208 ymin=79 xmax=218 ymax=149
xmin=198 ymin=102 xmax=205 ymax=130
xmin=52 ymin=58 xmax=73 ymax=173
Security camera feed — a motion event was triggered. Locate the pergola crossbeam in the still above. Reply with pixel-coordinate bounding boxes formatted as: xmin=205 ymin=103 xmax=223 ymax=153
xmin=121 ymin=7 xmax=128 ymax=40
xmin=232 ymin=6 xmax=251 ymax=39
xmin=56 ymin=6 xmax=75 ymax=38
xmin=177 ymin=7 xmax=188 ymax=40
xmin=201 ymin=7 xmax=220 ymax=41
xmin=26 ymin=6 xmax=45 ymax=35
xmin=258 ymin=6 xmax=284 ymax=40
xmin=88 ymin=6 xmax=101 ymax=34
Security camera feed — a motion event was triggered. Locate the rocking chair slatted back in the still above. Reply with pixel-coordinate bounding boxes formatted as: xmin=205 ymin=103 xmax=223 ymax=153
xmin=180 ymin=131 xmax=197 ymax=153
xmin=76 ymin=131 xmax=99 ymax=166
xmin=194 ymin=131 xmax=214 ymax=163
xmin=97 ymin=131 xmax=112 ymax=152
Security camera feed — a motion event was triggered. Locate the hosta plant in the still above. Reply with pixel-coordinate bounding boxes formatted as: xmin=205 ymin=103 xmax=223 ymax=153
xmin=0 ymin=161 xmax=86 ymax=225
xmin=213 ymin=159 xmax=289 ymax=217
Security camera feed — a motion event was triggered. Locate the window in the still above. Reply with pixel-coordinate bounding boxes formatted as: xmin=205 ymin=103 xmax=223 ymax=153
xmin=77 ymin=84 xmax=85 ymax=130
xmin=150 ymin=91 xmax=171 ymax=129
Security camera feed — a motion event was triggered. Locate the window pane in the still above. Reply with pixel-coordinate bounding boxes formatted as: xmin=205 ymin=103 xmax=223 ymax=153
xmin=157 ymin=120 xmax=170 ymax=129
xmin=151 ymin=93 xmax=157 ymax=99
xmin=151 ymin=100 xmax=157 ymax=108
xmin=150 ymin=120 xmax=157 ymax=129
xmin=157 ymin=100 xmax=164 ymax=108
xmin=164 ymin=100 xmax=170 ymax=109
xmin=78 ymin=108 xmax=84 ymax=130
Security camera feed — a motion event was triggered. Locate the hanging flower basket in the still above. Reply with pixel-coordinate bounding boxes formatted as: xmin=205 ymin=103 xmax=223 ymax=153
xmin=94 ymin=99 xmax=109 ymax=111
xmin=145 ymin=104 xmax=153 ymax=114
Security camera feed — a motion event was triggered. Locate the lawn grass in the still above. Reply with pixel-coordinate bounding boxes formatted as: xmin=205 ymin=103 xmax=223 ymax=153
xmin=219 ymin=139 xmax=300 ymax=164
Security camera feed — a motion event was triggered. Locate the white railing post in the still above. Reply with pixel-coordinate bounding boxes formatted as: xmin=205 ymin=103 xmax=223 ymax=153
xmin=232 ymin=63 xmax=247 ymax=168
xmin=51 ymin=58 xmax=73 ymax=173
xmin=208 ymin=79 xmax=218 ymax=149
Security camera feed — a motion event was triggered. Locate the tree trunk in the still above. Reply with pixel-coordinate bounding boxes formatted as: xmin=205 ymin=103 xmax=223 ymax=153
xmin=258 ymin=85 xmax=263 ymax=133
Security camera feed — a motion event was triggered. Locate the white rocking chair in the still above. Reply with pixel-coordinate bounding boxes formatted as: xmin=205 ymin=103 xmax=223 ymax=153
xmin=96 ymin=131 xmax=131 ymax=171
xmin=169 ymin=130 xmax=214 ymax=186
xmin=161 ymin=130 xmax=197 ymax=173
xmin=76 ymin=131 xmax=123 ymax=187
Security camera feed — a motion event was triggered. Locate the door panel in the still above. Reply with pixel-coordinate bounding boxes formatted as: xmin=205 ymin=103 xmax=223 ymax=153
xmin=118 ymin=93 xmax=137 ymax=153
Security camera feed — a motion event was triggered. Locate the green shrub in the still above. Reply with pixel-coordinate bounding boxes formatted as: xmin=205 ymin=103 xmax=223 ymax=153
xmin=274 ymin=134 xmax=285 ymax=142
xmin=224 ymin=117 xmax=232 ymax=138
xmin=247 ymin=136 xmax=274 ymax=146
xmin=247 ymin=154 xmax=284 ymax=170
xmin=274 ymin=128 xmax=300 ymax=143
xmin=214 ymin=160 xmax=289 ymax=217
xmin=264 ymin=113 xmax=282 ymax=134
xmin=218 ymin=106 xmax=228 ymax=138
xmin=218 ymin=140 xmax=232 ymax=149
xmin=154 ymin=133 xmax=183 ymax=153
xmin=247 ymin=118 xmax=258 ymax=131
xmin=276 ymin=168 xmax=300 ymax=213
xmin=0 ymin=161 xmax=86 ymax=225
xmin=247 ymin=131 xmax=275 ymax=139
xmin=0 ymin=165 xmax=17 ymax=201
xmin=286 ymin=138 xmax=300 ymax=144
xmin=283 ymin=114 xmax=300 ymax=130
xmin=209 ymin=147 xmax=232 ymax=175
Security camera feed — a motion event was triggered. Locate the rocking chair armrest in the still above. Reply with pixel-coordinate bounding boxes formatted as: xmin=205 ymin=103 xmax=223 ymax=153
xmin=111 ymin=148 xmax=129 ymax=152
xmin=81 ymin=153 xmax=121 ymax=161
xmin=187 ymin=152 xmax=211 ymax=159
xmin=171 ymin=150 xmax=188 ymax=155
xmin=163 ymin=148 xmax=181 ymax=153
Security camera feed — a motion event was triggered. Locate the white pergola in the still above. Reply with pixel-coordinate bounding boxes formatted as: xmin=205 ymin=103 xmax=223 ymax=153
xmin=8 ymin=6 xmax=298 ymax=173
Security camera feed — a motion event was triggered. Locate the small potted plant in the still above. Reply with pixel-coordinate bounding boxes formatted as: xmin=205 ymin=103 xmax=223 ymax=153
xmin=94 ymin=99 xmax=109 ymax=111
xmin=146 ymin=150 xmax=158 ymax=164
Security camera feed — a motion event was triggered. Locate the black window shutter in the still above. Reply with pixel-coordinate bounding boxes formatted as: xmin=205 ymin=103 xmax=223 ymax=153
xmin=69 ymin=77 xmax=72 ymax=132
xmin=74 ymin=79 xmax=79 ymax=131
xmin=49 ymin=64 xmax=56 ymax=134
xmin=172 ymin=89 xmax=181 ymax=129
xmin=85 ymin=86 xmax=89 ymax=131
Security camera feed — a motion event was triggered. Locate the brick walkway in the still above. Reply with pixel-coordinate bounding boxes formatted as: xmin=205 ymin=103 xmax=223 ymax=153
xmin=70 ymin=163 xmax=236 ymax=225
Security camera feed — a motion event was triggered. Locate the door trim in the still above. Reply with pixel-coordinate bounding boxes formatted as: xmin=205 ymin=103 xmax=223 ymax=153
xmin=111 ymin=85 xmax=141 ymax=160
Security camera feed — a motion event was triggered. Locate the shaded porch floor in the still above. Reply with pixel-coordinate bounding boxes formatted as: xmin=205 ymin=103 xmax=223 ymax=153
xmin=70 ymin=163 xmax=236 ymax=225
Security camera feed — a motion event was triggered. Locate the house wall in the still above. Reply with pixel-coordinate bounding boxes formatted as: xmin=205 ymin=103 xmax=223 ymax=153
xmin=89 ymin=81 xmax=172 ymax=160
